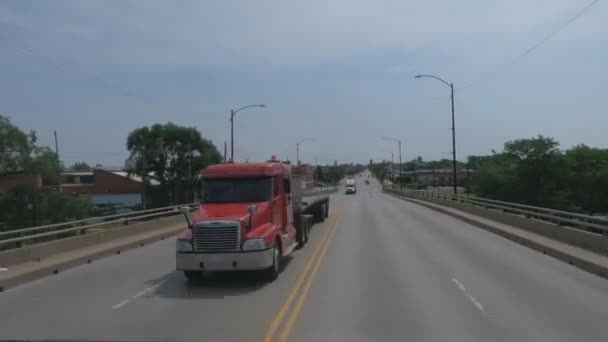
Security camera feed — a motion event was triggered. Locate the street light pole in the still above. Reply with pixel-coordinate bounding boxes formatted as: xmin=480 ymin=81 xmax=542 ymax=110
xmin=383 ymin=137 xmax=403 ymax=189
xmin=296 ymin=138 xmax=314 ymax=166
xmin=415 ymin=74 xmax=457 ymax=195
xmin=230 ymin=109 xmax=234 ymax=160
xmin=450 ymin=82 xmax=457 ymax=196
xmin=377 ymin=149 xmax=394 ymax=178
xmin=229 ymin=104 xmax=266 ymax=160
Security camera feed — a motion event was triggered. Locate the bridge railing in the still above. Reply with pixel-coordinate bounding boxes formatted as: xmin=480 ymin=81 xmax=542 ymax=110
xmin=386 ymin=189 xmax=608 ymax=235
xmin=0 ymin=203 xmax=196 ymax=249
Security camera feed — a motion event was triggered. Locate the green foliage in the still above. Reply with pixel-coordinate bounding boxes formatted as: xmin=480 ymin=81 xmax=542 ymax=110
xmin=0 ymin=116 xmax=91 ymax=230
xmin=469 ymin=136 xmax=608 ymax=213
xmin=126 ymin=122 xmax=222 ymax=205
xmin=70 ymin=161 xmax=92 ymax=171
xmin=369 ymin=161 xmax=387 ymax=181
xmin=0 ymin=115 xmax=62 ymax=183
xmin=402 ymin=157 xmax=466 ymax=172
xmin=0 ymin=115 xmax=34 ymax=172
xmin=315 ymin=163 xmax=364 ymax=185
xmin=0 ymin=187 xmax=95 ymax=230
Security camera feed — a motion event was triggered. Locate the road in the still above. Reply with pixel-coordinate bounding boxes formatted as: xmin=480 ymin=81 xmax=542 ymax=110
xmin=1 ymin=178 xmax=608 ymax=341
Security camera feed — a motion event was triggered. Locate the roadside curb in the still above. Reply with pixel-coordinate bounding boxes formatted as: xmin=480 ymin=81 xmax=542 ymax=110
xmin=0 ymin=226 xmax=182 ymax=292
xmin=385 ymin=192 xmax=608 ymax=280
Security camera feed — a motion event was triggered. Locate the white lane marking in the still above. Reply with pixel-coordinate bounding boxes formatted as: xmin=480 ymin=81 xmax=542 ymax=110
xmin=111 ymin=280 xmax=167 ymax=310
xmin=0 ymin=267 xmax=8 ymax=272
xmin=451 ymin=278 xmax=484 ymax=313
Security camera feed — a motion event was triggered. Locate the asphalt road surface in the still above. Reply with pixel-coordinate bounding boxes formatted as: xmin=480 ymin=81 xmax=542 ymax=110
xmin=1 ymin=177 xmax=608 ymax=341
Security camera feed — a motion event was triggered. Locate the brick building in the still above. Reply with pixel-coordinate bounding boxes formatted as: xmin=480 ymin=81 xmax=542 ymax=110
xmin=0 ymin=172 xmax=42 ymax=194
xmin=60 ymin=169 xmax=146 ymax=195
xmin=60 ymin=169 xmax=157 ymax=208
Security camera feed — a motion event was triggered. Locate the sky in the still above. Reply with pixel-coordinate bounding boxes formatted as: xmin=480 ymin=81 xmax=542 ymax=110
xmin=0 ymin=0 xmax=606 ymax=166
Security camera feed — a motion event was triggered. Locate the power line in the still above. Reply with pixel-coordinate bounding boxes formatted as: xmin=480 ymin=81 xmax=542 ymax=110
xmin=460 ymin=0 xmax=601 ymax=91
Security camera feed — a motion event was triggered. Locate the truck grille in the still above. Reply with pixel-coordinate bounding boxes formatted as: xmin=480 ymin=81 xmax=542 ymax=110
xmin=193 ymin=221 xmax=240 ymax=252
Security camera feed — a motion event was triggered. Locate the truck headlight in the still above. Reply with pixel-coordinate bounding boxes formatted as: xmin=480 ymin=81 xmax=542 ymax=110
xmin=176 ymin=239 xmax=193 ymax=252
xmin=242 ymin=238 xmax=267 ymax=251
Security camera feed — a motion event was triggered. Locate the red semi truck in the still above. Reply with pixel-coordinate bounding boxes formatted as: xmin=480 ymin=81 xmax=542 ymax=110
xmin=176 ymin=157 xmax=329 ymax=282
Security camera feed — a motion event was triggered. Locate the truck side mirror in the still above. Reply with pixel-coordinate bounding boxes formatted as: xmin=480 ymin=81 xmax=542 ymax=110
xmin=247 ymin=205 xmax=257 ymax=229
xmin=179 ymin=206 xmax=192 ymax=228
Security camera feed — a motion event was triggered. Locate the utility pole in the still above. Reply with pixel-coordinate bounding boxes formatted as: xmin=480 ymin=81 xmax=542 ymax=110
xmin=53 ymin=130 xmax=61 ymax=190
xmin=142 ymin=154 xmax=147 ymax=209
xmin=398 ymin=140 xmax=402 ymax=184
xmin=224 ymin=141 xmax=227 ymax=163
xmin=53 ymin=129 xmax=59 ymax=157
xmin=450 ymin=82 xmax=457 ymax=195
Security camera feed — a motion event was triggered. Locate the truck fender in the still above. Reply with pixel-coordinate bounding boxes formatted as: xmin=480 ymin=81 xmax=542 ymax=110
xmin=247 ymin=222 xmax=280 ymax=247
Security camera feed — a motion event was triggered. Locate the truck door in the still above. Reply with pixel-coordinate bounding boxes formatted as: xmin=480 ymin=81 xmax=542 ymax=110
xmin=272 ymin=176 xmax=281 ymax=227
xmin=283 ymin=177 xmax=294 ymax=227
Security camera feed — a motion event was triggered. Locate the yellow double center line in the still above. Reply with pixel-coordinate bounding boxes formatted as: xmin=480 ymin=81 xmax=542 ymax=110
xmin=263 ymin=207 xmax=347 ymax=342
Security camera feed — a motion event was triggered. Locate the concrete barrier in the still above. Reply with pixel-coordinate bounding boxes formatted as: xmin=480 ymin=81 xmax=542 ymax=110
xmin=0 ymin=215 xmax=184 ymax=267
xmin=395 ymin=193 xmax=608 ymax=256
xmin=0 ymin=222 xmax=184 ymax=291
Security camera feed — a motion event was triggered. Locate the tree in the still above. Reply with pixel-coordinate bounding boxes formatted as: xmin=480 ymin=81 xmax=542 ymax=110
xmin=0 ymin=116 xmax=90 ymax=229
xmin=126 ymin=122 xmax=222 ymax=205
xmin=0 ymin=115 xmax=36 ymax=172
xmin=0 ymin=115 xmax=62 ymax=183
xmin=563 ymin=145 xmax=608 ymax=213
xmin=71 ymin=161 xmax=92 ymax=171
xmin=503 ymin=135 xmax=567 ymax=207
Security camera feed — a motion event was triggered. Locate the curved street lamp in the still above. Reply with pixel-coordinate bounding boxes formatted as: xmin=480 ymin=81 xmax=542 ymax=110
xmin=296 ymin=138 xmax=314 ymax=166
xmin=230 ymin=104 xmax=266 ymax=160
xmin=415 ymin=74 xmax=457 ymax=195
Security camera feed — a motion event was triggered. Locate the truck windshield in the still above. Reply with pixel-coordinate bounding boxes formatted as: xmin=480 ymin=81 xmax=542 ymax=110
xmin=202 ymin=177 xmax=273 ymax=203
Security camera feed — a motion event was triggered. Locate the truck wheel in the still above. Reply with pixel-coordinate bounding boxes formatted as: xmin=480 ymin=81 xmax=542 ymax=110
xmin=304 ymin=221 xmax=310 ymax=243
xmin=324 ymin=203 xmax=329 ymax=218
xmin=184 ymin=271 xmax=203 ymax=283
xmin=316 ymin=205 xmax=326 ymax=223
xmin=301 ymin=220 xmax=309 ymax=245
xmin=263 ymin=242 xmax=282 ymax=281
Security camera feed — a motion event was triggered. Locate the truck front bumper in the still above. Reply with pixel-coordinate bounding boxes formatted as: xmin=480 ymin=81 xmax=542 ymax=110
xmin=176 ymin=249 xmax=274 ymax=271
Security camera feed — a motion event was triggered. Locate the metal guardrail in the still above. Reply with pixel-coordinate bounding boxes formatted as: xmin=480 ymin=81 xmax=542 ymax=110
xmin=0 ymin=203 xmax=196 ymax=248
xmin=387 ymin=189 xmax=608 ymax=235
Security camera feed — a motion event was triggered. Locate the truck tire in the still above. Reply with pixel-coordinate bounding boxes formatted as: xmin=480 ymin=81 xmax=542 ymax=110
xmin=263 ymin=241 xmax=282 ymax=281
xmin=300 ymin=219 xmax=309 ymax=246
xmin=315 ymin=205 xmax=326 ymax=223
xmin=299 ymin=214 xmax=313 ymax=247
xmin=324 ymin=203 xmax=329 ymax=218
xmin=184 ymin=271 xmax=203 ymax=283
xmin=303 ymin=220 xmax=310 ymax=244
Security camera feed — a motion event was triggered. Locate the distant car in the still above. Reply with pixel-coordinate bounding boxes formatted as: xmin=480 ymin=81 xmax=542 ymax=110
xmin=365 ymin=180 xmax=369 ymax=184
xmin=345 ymin=178 xmax=356 ymax=194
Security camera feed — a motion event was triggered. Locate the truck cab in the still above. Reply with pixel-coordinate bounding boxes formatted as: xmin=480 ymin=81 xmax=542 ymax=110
xmin=176 ymin=157 xmax=300 ymax=281
xmin=345 ymin=178 xmax=356 ymax=194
